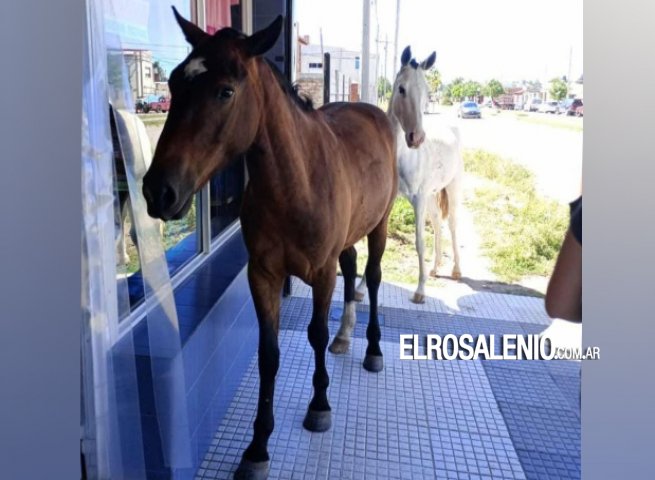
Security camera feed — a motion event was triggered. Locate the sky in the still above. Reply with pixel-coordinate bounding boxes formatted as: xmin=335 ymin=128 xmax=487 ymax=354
xmin=296 ymin=0 xmax=583 ymax=85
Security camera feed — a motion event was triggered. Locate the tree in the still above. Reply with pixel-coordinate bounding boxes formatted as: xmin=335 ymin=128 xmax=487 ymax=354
xmin=462 ymin=80 xmax=482 ymax=99
xmin=377 ymin=76 xmax=392 ymax=101
xmin=424 ymin=69 xmax=442 ymax=95
xmin=549 ymin=77 xmax=568 ymax=101
xmin=153 ymin=61 xmax=168 ymax=82
xmin=449 ymin=77 xmax=465 ymax=102
xmin=483 ymin=79 xmax=505 ymax=99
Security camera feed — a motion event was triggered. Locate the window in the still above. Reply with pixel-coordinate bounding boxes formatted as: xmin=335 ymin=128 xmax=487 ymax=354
xmin=209 ymin=1 xmax=246 ymax=240
xmin=105 ymin=0 xmax=248 ymax=323
xmin=309 ymin=62 xmax=323 ymax=69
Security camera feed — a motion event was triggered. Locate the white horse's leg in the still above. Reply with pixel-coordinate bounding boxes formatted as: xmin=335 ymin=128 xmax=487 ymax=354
xmin=445 ymin=176 xmax=462 ymax=280
xmin=116 ymin=198 xmax=130 ymax=265
xmin=427 ymin=193 xmax=442 ymax=277
xmin=354 ymin=275 xmax=367 ymax=302
xmin=411 ymin=195 xmax=428 ymax=303
xmin=329 ymin=247 xmax=358 ymax=354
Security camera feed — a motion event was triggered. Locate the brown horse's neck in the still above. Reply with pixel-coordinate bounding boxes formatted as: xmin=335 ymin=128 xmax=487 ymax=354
xmin=244 ymin=60 xmax=315 ymax=202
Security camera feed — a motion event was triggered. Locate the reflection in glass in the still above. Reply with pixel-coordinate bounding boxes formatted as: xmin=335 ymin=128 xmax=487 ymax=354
xmin=105 ymin=0 xmax=199 ymax=318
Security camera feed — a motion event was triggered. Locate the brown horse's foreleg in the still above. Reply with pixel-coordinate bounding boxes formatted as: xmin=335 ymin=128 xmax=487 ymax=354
xmin=363 ymin=221 xmax=388 ymax=373
xmin=235 ymin=263 xmax=283 ymax=480
xmin=303 ymin=268 xmax=337 ymax=432
xmin=329 ymin=247 xmax=358 ymax=354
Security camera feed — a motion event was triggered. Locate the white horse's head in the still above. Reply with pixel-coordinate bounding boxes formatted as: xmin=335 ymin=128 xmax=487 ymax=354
xmin=390 ymin=46 xmax=436 ymax=149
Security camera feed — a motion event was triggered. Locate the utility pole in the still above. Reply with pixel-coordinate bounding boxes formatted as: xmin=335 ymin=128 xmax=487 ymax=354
xmin=375 ymin=1 xmax=380 ymax=103
xmin=392 ymin=0 xmax=401 ymax=75
xmin=375 ymin=36 xmax=391 ymax=100
xmin=567 ymin=45 xmax=572 ymax=96
xmin=361 ymin=0 xmax=371 ymax=103
xmin=384 ymin=33 xmax=389 ymax=91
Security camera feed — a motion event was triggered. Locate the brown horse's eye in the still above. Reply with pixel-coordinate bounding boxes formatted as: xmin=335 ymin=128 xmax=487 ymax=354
xmin=217 ymin=87 xmax=235 ymax=100
xmin=399 ymin=86 xmax=406 ymax=95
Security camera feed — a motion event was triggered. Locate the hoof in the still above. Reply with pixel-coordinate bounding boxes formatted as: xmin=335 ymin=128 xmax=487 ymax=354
xmin=411 ymin=292 xmax=425 ymax=304
xmin=429 ymin=268 xmax=438 ymax=278
xmin=328 ymin=337 xmax=350 ymax=354
xmin=363 ymin=354 xmax=384 ymax=372
xmin=234 ymin=459 xmax=269 ymax=480
xmin=303 ymin=409 xmax=332 ymax=432
xmin=451 ymin=269 xmax=462 ymax=280
xmin=354 ymin=290 xmax=365 ymax=302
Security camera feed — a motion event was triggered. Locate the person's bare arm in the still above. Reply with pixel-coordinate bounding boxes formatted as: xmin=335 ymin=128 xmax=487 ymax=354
xmin=545 ymin=230 xmax=582 ymax=322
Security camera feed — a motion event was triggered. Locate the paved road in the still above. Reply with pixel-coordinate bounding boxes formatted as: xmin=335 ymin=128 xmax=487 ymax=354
xmin=424 ymin=108 xmax=583 ymax=204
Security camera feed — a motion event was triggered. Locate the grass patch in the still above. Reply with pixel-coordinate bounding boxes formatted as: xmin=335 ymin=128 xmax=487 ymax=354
xmin=137 ymin=113 xmax=168 ymax=127
xmin=353 ymin=196 xmax=447 ymax=285
xmin=463 ymin=149 xmax=568 ymax=282
xmin=512 ymin=112 xmax=583 ymax=132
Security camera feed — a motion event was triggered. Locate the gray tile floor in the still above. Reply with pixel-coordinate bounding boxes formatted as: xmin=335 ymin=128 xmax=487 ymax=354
xmin=196 ymin=279 xmax=580 ymax=479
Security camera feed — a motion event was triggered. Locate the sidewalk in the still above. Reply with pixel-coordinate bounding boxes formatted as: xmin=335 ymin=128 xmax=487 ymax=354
xmin=196 ymin=277 xmax=581 ymax=480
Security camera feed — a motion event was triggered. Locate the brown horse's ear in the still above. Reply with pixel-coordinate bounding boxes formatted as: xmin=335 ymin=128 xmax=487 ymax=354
xmin=244 ymin=15 xmax=284 ymax=57
xmin=420 ymin=52 xmax=437 ymax=70
xmin=401 ymin=46 xmax=412 ymax=67
xmin=172 ymin=6 xmax=208 ymax=47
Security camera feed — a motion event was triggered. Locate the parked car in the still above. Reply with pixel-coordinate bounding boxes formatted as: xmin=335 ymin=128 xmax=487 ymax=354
xmin=574 ymin=104 xmax=584 ymax=117
xmin=523 ymin=98 xmax=542 ymax=112
xmin=145 ymin=96 xmax=171 ymax=113
xmin=538 ymin=101 xmax=559 ymax=114
xmin=566 ymin=98 xmax=583 ymax=116
xmin=458 ymin=101 xmax=481 ymax=119
xmin=135 ymin=98 xmax=148 ymax=113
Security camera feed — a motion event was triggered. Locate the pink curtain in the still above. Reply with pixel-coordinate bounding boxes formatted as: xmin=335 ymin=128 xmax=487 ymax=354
xmin=206 ymin=0 xmax=240 ymax=33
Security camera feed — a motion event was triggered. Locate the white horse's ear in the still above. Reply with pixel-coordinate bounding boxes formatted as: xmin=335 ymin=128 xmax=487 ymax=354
xmin=420 ymin=52 xmax=437 ymax=70
xmin=172 ymin=6 xmax=209 ymax=47
xmin=401 ymin=46 xmax=412 ymax=67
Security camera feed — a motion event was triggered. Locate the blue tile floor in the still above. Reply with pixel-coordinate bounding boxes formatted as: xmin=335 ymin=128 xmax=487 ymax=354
xmin=196 ymin=280 xmax=580 ymax=479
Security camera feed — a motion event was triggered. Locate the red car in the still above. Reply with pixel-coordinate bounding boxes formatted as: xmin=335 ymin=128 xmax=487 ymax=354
xmin=145 ymin=96 xmax=171 ymax=113
xmin=566 ymin=98 xmax=583 ymax=116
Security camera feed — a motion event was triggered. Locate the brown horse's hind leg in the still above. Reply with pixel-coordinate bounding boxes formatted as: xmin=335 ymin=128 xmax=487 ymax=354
xmin=363 ymin=220 xmax=388 ymax=373
xmin=235 ymin=263 xmax=284 ymax=480
xmin=329 ymin=246 xmax=358 ymax=354
xmin=303 ymin=268 xmax=337 ymax=432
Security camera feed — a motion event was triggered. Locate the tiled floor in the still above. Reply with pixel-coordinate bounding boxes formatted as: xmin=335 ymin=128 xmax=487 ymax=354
xmin=196 ymin=278 xmax=580 ymax=479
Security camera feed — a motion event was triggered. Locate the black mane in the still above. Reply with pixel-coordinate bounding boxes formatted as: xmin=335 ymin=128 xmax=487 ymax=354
xmin=264 ymin=59 xmax=314 ymax=112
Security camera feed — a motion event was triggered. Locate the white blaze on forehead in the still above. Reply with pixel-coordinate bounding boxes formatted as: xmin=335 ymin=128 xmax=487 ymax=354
xmin=184 ymin=57 xmax=208 ymax=79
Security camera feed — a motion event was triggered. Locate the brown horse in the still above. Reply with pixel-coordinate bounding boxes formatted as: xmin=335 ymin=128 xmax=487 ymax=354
xmin=143 ymin=9 xmax=397 ymax=479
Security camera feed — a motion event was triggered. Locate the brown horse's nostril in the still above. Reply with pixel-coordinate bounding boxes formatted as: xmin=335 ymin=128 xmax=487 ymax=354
xmin=142 ymin=176 xmax=178 ymax=219
xmin=161 ymin=183 xmax=177 ymax=209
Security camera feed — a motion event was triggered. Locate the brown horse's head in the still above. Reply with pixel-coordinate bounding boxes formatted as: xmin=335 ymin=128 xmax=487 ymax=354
xmin=142 ymin=8 xmax=283 ymax=220
xmin=390 ymin=46 xmax=436 ymax=149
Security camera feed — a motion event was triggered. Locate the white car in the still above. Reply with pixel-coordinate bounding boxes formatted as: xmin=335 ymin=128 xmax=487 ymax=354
xmin=523 ymin=98 xmax=542 ymax=112
xmin=538 ymin=100 xmax=559 ymax=114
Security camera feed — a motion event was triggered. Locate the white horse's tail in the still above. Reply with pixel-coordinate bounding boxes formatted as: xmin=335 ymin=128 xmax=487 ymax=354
xmin=437 ymin=189 xmax=449 ymax=220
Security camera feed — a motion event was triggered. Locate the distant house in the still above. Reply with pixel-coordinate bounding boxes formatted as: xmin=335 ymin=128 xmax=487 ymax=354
xmin=296 ymin=42 xmax=379 ymax=105
xmin=569 ymin=74 xmax=583 ymax=99
xmin=121 ymin=49 xmax=156 ymax=101
xmin=494 ymin=86 xmax=525 ymax=110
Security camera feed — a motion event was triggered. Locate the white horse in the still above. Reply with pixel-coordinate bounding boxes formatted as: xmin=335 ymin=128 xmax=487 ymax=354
xmin=355 ymin=46 xmax=463 ymax=304
xmin=112 ymin=107 xmax=163 ymax=265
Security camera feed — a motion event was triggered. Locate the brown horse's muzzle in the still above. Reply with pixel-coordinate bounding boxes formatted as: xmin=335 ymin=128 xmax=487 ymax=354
xmin=142 ymin=167 xmax=194 ymax=221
